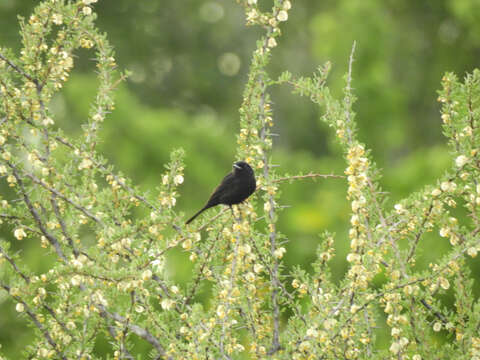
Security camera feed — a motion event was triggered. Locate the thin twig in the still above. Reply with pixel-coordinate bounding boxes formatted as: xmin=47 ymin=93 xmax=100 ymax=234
xmin=51 ymin=194 xmax=79 ymax=257
xmin=407 ymin=202 xmax=433 ymax=262
xmin=96 ymin=304 xmax=170 ymax=359
xmin=8 ymin=165 xmax=67 ymax=261
xmin=273 ymin=173 xmax=345 ymax=184
xmin=330 ymin=239 xmax=480 ymax=342
xmin=343 ymin=41 xmax=356 ymax=144
xmin=54 ymin=135 xmax=160 ymax=213
xmin=0 ymin=245 xmax=30 ymax=283
xmin=0 ymin=283 xmax=67 ymax=360
xmin=184 ymin=236 xmax=218 ymax=305
xmin=219 ymin=217 xmax=241 ymax=360
xmin=255 ymin=23 xmax=282 ymax=356
xmin=0 ymin=52 xmax=38 ymax=84
xmin=419 ymin=299 xmax=447 ymax=324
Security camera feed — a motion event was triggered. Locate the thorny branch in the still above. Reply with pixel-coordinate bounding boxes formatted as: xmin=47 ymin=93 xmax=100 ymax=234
xmin=0 ymin=52 xmax=38 ymax=85
xmin=96 ymin=304 xmax=171 ymax=359
xmin=8 ymin=164 xmax=67 ymax=261
xmin=0 ymin=283 xmax=68 ymax=360
xmin=273 ymin=173 xmax=345 ymax=184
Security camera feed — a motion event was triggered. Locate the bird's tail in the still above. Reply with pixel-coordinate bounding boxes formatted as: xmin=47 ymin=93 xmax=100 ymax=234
xmin=185 ymin=205 xmax=210 ymax=225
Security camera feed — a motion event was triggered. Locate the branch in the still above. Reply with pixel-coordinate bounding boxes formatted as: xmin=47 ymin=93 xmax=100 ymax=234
xmin=105 ymin=323 xmax=135 ymax=360
xmin=419 ymin=298 xmax=448 ymax=324
xmin=343 ymin=40 xmax=356 ymax=144
xmin=50 ymin=194 xmax=79 ymax=257
xmin=0 ymin=283 xmax=67 ymax=360
xmin=272 ymin=173 xmax=345 ymax=184
xmin=54 ymin=135 xmax=161 ymax=213
xmin=0 ymin=245 xmax=30 ymax=283
xmin=0 ymin=52 xmax=38 ymax=85
xmin=407 ymin=202 xmax=434 ymax=262
xmin=330 ymin=238 xmax=480 ymax=342
xmin=95 ymin=304 xmax=170 ymax=359
xmin=219 ymin=224 xmax=240 ymax=360
xmin=8 ymin=165 xmax=67 ymax=261
xmin=23 ymin=170 xmax=104 ymax=226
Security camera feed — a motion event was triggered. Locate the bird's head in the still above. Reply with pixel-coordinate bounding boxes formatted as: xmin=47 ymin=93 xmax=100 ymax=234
xmin=233 ymin=161 xmax=253 ymax=175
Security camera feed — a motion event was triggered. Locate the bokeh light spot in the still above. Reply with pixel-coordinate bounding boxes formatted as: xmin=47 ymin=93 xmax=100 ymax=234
xmin=199 ymin=2 xmax=224 ymax=23
xmin=218 ymin=52 xmax=241 ymax=76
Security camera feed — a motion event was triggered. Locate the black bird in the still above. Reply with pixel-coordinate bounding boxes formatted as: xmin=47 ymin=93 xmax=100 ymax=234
xmin=186 ymin=161 xmax=256 ymax=224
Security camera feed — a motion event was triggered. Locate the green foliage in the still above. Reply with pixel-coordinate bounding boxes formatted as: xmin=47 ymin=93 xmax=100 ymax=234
xmin=1 ymin=1 xmax=480 ymax=360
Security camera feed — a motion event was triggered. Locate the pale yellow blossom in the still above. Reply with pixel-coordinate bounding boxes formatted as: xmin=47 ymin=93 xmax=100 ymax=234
xmin=431 ymin=188 xmax=442 ymax=197
xmin=455 ymin=155 xmax=468 ymax=167
xmin=161 ymin=298 xmax=175 ymax=310
xmin=14 ymin=228 xmax=27 ymax=240
xmin=82 ymin=6 xmax=92 ymax=15
xmin=273 ymin=247 xmax=286 ymax=259
xmin=277 ymin=10 xmax=288 ymax=22
xmin=142 ymin=269 xmax=152 ymax=281
xmin=52 ymin=14 xmax=63 ymax=25
xmin=78 ymin=158 xmax=93 ymax=170
xmin=267 ymin=37 xmax=277 ymax=48
xmin=467 ymin=247 xmax=478 ymax=257
xmin=174 ymin=175 xmax=184 ymax=185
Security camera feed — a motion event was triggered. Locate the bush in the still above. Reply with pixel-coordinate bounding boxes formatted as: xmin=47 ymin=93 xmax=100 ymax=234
xmin=1 ymin=1 xmax=479 ymax=359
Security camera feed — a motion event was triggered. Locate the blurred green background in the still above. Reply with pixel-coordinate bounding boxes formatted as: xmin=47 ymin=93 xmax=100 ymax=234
xmin=1 ymin=0 xmax=480 ymax=356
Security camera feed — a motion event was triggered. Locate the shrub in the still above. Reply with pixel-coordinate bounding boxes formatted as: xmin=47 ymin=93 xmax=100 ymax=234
xmin=1 ymin=1 xmax=479 ymax=359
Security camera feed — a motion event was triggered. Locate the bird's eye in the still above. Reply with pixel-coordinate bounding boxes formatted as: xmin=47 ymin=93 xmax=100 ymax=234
xmin=234 ymin=161 xmax=249 ymax=170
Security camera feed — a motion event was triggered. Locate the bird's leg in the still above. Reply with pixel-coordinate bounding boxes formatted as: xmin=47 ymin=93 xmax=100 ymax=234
xmin=237 ymin=205 xmax=243 ymax=222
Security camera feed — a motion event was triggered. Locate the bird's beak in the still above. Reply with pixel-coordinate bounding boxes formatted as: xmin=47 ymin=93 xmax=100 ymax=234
xmin=233 ymin=163 xmax=241 ymax=170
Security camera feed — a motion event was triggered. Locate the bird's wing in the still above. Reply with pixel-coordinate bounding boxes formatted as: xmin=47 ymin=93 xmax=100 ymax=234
xmin=206 ymin=172 xmax=236 ymax=206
